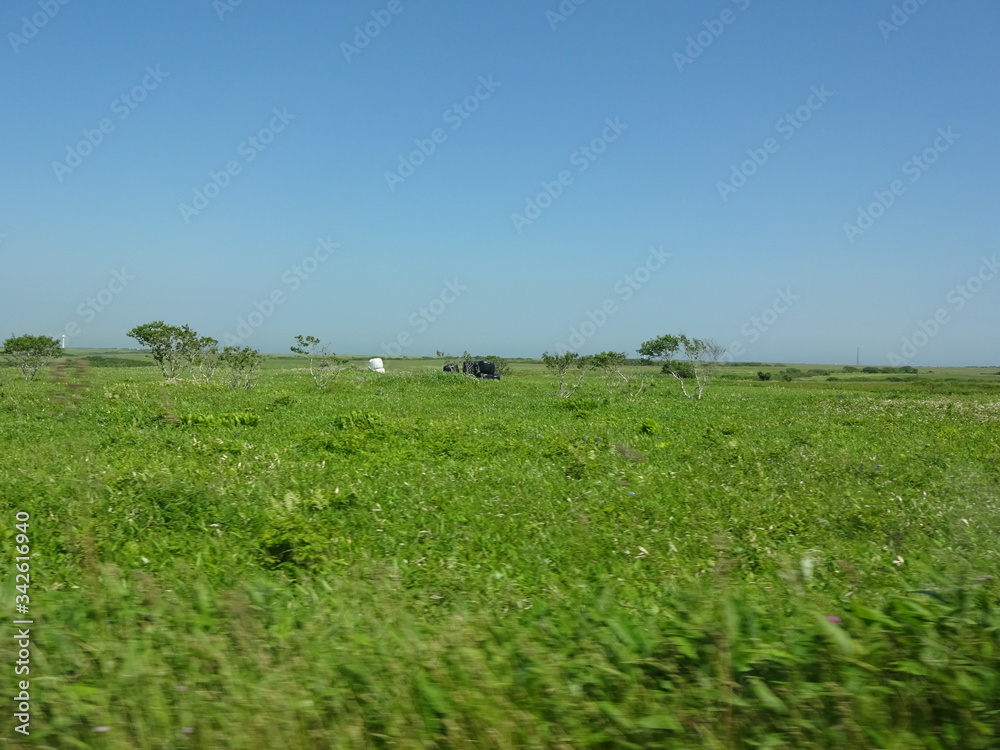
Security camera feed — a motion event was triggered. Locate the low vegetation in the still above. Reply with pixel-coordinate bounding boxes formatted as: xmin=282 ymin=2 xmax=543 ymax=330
xmin=1 ymin=354 xmax=998 ymax=748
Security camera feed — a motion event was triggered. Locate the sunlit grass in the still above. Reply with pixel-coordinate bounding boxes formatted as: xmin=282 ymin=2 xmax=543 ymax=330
xmin=1 ymin=362 xmax=998 ymax=748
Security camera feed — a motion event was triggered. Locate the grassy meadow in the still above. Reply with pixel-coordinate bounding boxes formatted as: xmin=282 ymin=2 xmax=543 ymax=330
xmin=1 ymin=353 xmax=999 ymax=749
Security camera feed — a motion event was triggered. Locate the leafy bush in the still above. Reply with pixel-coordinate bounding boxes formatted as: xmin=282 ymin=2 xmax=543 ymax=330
xmin=2 ymin=333 xmax=61 ymax=381
xmin=331 ymin=410 xmax=384 ymax=430
xmin=560 ymin=396 xmax=606 ymax=418
xmin=167 ymin=412 xmax=259 ymax=426
xmin=757 ymin=371 xmax=772 ymax=381
xmin=219 ymin=346 xmax=264 ymax=389
xmin=663 ymin=360 xmax=696 ymax=379
xmin=639 ymin=417 xmax=661 ymax=434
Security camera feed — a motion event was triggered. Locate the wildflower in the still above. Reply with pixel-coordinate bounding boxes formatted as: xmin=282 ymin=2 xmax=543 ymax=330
xmin=93 ymin=726 xmax=110 ymax=732
xmin=826 ymin=615 xmax=842 ymax=625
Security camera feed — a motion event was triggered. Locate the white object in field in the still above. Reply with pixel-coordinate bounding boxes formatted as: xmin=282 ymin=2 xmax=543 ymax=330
xmin=368 ymin=357 xmax=385 ymax=373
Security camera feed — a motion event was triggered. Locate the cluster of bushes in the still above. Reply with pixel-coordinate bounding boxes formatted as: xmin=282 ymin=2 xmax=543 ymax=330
xmin=759 ymin=368 xmax=833 ymax=381
xmin=756 ymin=365 xmax=921 ymax=382
xmin=844 ymin=365 xmax=919 ymax=374
xmin=126 ymin=321 xmax=265 ymax=389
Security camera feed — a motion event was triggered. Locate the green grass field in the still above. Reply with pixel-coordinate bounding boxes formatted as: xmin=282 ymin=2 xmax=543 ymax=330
xmin=2 ymin=354 xmax=998 ymax=748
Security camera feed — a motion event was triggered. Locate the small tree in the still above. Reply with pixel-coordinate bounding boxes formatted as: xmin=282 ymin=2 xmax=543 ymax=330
xmin=189 ymin=336 xmax=220 ymax=383
xmin=638 ymin=334 xmax=725 ymax=399
xmin=2 ymin=334 xmax=61 ymax=381
xmin=591 ymin=350 xmax=646 ymax=399
xmin=541 ymin=351 xmax=592 ymax=397
xmin=291 ymin=335 xmax=349 ymax=387
xmin=591 ymin=351 xmax=627 ymax=387
xmin=126 ymin=321 xmax=199 ymax=379
xmin=219 ymin=346 xmax=264 ymax=389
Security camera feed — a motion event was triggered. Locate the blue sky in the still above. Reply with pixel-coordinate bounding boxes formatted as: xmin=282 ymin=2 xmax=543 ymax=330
xmin=2 ymin=0 xmax=998 ymax=365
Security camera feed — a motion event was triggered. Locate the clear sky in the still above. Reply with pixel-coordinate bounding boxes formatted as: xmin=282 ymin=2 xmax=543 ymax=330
xmin=2 ymin=0 xmax=998 ymax=365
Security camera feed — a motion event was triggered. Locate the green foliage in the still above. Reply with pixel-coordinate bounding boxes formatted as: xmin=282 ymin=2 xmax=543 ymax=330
xmin=757 ymin=370 xmax=772 ymax=381
xmin=125 ymin=321 xmax=203 ymax=379
xmin=331 ymin=409 xmax=384 ymax=430
xmin=663 ymin=360 xmax=696 ymax=379
xmin=2 ymin=367 xmax=999 ymax=747
xmin=2 ymin=333 xmax=61 ymax=380
xmin=639 ymin=333 xmax=726 ymax=399
xmin=639 ymin=417 xmax=661 ymax=434
xmin=291 ymin=334 xmax=350 ymax=387
xmin=541 ymin=350 xmax=592 ymax=397
xmin=219 ymin=346 xmax=264 ymax=389
xmin=83 ymin=355 xmax=155 ymax=368
xmin=559 ymin=395 xmax=606 ymax=418
xmin=168 ymin=411 xmax=259 ymax=426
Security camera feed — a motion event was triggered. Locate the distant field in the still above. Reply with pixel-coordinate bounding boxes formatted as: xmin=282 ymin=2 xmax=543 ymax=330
xmin=1 ymin=354 xmax=998 ymax=748
xmin=47 ymin=348 xmax=1000 ymax=379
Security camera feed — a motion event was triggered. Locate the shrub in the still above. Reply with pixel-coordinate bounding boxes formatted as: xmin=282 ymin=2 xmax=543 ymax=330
xmin=757 ymin=371 xmax=772 ymax=381
xmin=2 ymin=334 xmax=61 ymax=381
xmin=168 ymin=412 xmax=259 ymax=427
xmin=219 ymin=346 xmax=264 ymax=389
xmin=664 ymin=360 xmax=696 ymax=379
xmin=639 ymin=417 xmax=661 ymax=434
